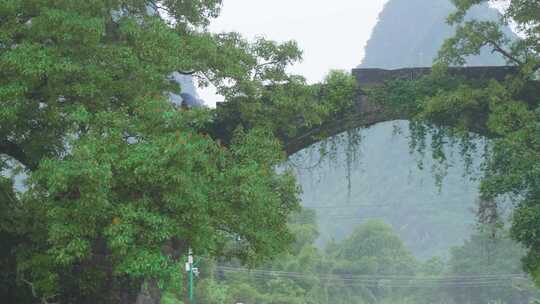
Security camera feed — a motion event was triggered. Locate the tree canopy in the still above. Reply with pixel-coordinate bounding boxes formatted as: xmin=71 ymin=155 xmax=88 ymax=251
xmin=0 ymin=1 xmax=356 ymax=303
xmin=368 ymin=0 xmax=540 ymax=286
xmin=2 ymin=0 xmax=540 ymax=303
xmin=190 ymin=215 xmax=537 ymax=304
xmin=428 ymin=0 xmax=540 ymax=285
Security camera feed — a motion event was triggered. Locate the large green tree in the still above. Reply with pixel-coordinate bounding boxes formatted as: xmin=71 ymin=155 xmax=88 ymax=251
xmin=0 ymin=1 xmax=356 ymax=303
xmin=325 ymin=220 xmax=417 ymax=304
xmin=369 ymin=0 xmax=540 ymax=285
xmin=196 ymin=216 xmax=422 ymax=304
xmin=436 ymin=0 xmax=540 ymax=285
xmin=445 ymin=230 xmax=537 ymax=304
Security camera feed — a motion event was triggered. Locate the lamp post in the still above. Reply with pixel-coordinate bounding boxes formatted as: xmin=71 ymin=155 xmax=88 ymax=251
xmin=185 ymin=248 xmax=199 ymax=304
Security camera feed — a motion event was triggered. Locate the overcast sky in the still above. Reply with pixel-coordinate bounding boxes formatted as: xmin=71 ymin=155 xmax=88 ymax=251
xmin=200 ymin=0 xmax=389 ymax=105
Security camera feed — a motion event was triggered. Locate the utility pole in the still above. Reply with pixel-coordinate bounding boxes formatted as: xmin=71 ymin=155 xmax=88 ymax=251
xmin=185 ymin=248 xmax=199 ymax=304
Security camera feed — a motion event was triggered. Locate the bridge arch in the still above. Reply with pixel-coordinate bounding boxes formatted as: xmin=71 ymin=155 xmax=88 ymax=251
xmin=284 ymin=66 xmax=517 ymax=155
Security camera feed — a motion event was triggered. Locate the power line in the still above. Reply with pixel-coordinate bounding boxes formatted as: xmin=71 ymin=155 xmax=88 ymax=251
xmin=216 ymin=265 xmax=524 ymax=278
xmin=214 ymin=268 xmax=526 ymax=288
xmin=214 ymin=266 xmax=527 ymax=284
xmin=302 ymin=201 xmax=470 ymax=209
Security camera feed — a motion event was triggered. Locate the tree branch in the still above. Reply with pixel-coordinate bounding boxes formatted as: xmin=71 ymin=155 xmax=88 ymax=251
xmin=177 ymin=70 xmax=197 ymax=75
xmin=21 ymin=278 xmax=58 ymax=304
xmin=256 ymin=60 xmax=281 ymax=69
xmin=0 ymin=140 xmax=37 ymax=171
xmin=147 ymin=0 xmax=174 ymax=18
xmin=486 ymin=39 xmax=524 ymax=66
xmin=253 ymin=60 xmax=282 ymax=78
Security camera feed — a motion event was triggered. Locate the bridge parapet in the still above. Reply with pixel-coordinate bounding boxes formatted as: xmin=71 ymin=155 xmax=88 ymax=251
xmin=352 ymin=66 xmax=517 ymax=87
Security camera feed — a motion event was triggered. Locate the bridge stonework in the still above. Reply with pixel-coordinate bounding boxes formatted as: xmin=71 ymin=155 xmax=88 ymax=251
xmin=214 ymin=66 xmax=517 ymax=155
xmin=284 ymin=66 xmax=517 ymax=155
xmin=352 ymin=66 xmax=517 ymax=87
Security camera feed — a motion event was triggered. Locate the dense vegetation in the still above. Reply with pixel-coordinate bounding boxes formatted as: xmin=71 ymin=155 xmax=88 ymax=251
xmin=1 ymin=0 xmax=539 ymax=303
xmin=186 ymin=209 xmax=538 ymax=304
xmin=368 ymin=0 xmax=540 ymax=286
xmin=0 ymin=1 xmax=355 ymax=303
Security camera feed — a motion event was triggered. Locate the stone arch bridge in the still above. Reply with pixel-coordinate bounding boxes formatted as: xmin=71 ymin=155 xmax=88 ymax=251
xmin=213 ymin=66 xmax=520 ymax=155
xmin=281 ymin=66 xmax=518 ymax=155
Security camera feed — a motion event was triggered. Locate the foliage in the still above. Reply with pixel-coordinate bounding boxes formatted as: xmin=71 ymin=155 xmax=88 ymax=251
xmin=368 ymin=0 xmax=540 ymax=286
xmin=2 ymin=0 xmax=539 ymax=302
xmin=212 ymin=69 xmax=358 ymax=154
xmin=444 ymin=230 xmax=536 ymax=304
xmin=437 ymin=0 xmax=540 ymax=286
xmin=0 ymin=0 xmax=358 ymax=302
xmin=331 ymin=220 xmax=417 ymax=276
xmin=193 ymin=212 xmax=538 ymax=304
xmin=196 ymin=217 xmax=419 ymax=304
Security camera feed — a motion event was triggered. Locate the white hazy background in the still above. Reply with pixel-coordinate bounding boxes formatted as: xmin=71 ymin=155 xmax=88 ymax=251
xmin=200 ymin=0 xmax=509 ymax=106
xmin=200 ymin=0 xmax=389 ymax=106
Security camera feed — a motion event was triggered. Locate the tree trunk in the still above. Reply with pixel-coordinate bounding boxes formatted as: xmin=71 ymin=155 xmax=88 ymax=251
xmin=134 ymin=279 xmax=161 ymax=304
xmin=131 ymin=237 xmax=189 ymax=304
